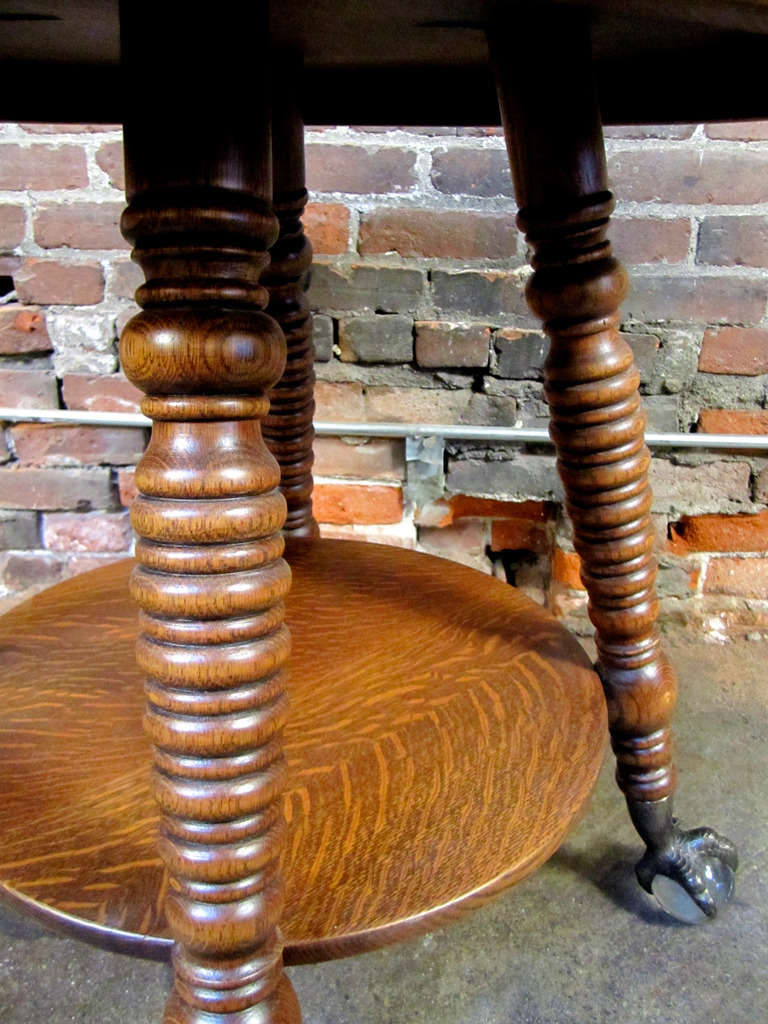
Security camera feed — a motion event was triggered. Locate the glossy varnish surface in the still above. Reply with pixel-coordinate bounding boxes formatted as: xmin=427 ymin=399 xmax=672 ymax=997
xmin=118 ymin=5 xmax=299 ymax=1018
xmin=263 ymin=87 xmax=318 ymax=537
xmin=493 ymin=10 xmax=677 ymax=805
xmin=0 ymin=541 xmax=606 ymax=962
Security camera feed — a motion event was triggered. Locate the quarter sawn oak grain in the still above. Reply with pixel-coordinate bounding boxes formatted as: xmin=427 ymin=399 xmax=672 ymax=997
xmin=0 ymin=540 xmax=606 ymax=963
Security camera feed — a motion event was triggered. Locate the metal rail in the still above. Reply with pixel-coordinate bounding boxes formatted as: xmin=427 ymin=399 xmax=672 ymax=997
xmin=1 ymin=407 xmax=768 ymax=450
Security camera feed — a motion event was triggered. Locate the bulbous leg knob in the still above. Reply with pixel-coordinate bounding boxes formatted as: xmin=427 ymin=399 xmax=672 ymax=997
xmin=629 ymin=797 xmax=738 ymax=923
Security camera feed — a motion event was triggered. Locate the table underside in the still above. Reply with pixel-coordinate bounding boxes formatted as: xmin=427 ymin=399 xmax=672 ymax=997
xmin=1 ymin=0 xmax=768 ymax=124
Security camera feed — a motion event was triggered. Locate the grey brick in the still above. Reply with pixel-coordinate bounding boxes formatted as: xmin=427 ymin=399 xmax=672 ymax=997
xmin=447 ymin=454 xmax=563 ymax=501
xmin=312 ymin=314 xmax=334 ymax=361
xmin=624 ymin=274 xmax=768 ymax=324
xmin=657 ymin=559 xmax=694 ymax=599
xmin=338 ymin=314 xmax=413 ymax=364
xmin=623 ymin=332 xmax=661 ymax=387
xmin=650 ymin=459 xmax=752 ymax=515
xmin=0 ymin=510 xmax=39 ymax=549
xmin=643 ymin=395 xmax=680 ymax=432
xmin=0 ymin=551 xmax=63 ymax=591
xmin=432 ymin=270 xmax=531 ymax=320
xmin=307 ymin=263 xmax=425 ymax=314
xmin=0 ymin=466 xmax=118 ymax=512
xmin=492 ymin=329 xmax=548 ymax=380
xmin=430 ymin=149 xmax=513 ymax=197
xmin=414 ymin=322 xmax=491 ymax=369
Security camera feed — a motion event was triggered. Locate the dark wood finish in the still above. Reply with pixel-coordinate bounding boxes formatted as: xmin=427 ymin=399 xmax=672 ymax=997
xmin=0 ymin=542 xmax=606 ymax=962
xmin=491 ymin=10 xmax=675 ymax=807
xmin=263 ymin=73 xmax=318 ymax=538
xmin=3 ymin=2 xmax=768 ymax=124
xmin=117 ymin=5 xmax=298 ymax=1020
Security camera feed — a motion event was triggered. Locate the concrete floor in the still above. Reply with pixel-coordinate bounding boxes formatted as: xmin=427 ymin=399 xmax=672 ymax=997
xmin=1 ymin=631 xmax=765 ymax=1023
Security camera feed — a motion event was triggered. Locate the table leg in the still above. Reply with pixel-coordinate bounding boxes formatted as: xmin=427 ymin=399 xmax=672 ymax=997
xmin=490 ymin=8 xmax=737 ymax=919
xmin=263 ymin=76 xmax=319 ymax=538
xmin=119 ymin=4 xmax=301 ymax=1020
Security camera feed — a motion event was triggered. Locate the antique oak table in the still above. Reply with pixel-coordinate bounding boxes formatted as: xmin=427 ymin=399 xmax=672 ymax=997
xmin=0 ymin=2 xmax=754 ymax=1021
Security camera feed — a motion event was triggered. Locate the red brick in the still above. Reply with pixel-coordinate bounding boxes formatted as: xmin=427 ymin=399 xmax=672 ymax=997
xmin=490 ymin=518 xmax=550 ymax=554
xmin=609 ymin=149 xmax=768 ymax=204
xmin=0 ymin=144 xmax=88 ymax=190
xmin=0 ymin=307 xmax=51 ymax=355
xmin=0 ymin=466 xmax=116 ymax=511
xmin=14 ymin=260 xmax=104 ymax=305
xmin=306 ymin=145 xmax=416 ymax=194
xmin=358 ymin=209 xmax=517 ymax=260
xmin=95 ymin=140 xmax=125 ymax=190
xmin=697 ymin=408 xmax=768 ymax=434
xmin=625 ymin=275 xmax=767 ymax=325
xmin=313 ymin=436 xmax=404 ymax=480
xmin=449 ymin=496 xmax=553 ymax=521
xmin=10 ymin=424 xmax=145 ymax=467
xmin=414 ymin=321 xmax=491 ymax=369
xmin=304 ymin=203 xmax=349 ymax=254
xmin=314 ymin=380 xmax=365 ymax=421
xmin=62 ymin=373 xmax=143 ymax=413
xmin=430 ymin=149 xmax=513 ymax=197
xmin=697 ymin=216 xmax=768 ymax=269
xmin=110 ymin=260 xmax=143 ymax=300
xmin=699 ymin=327 xmax=768 ymax=375
xmin=0 ymin=368 xmax=58 ymax=408
xmin=552 ymin=548 xmax=585 ymax=590
xmin=313 ymin=482 xmax=402 ymax=525
xmin=34 ymin=202 xmax=127 ymax=250
xmin=704 ymin=557 xmax=768 ymax=598
xmin=0 ymin=551 xmax=63 ymax=591
xmin=0 ymin=205 xmax=25 ymax=248
xmin=704 ymin=121 xmax=768 ymax=141
xmin=117 ymin=468 xmax=138 ymax=507
xmin=610 ymin=218 xmax=690 ymax=265
xmin=43 ymin=511 xmax=133 ymax=552
xmin=669 ymin=510 xmax=768 ymax=554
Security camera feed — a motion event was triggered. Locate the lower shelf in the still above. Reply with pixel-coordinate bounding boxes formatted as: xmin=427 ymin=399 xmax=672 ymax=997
xmin=0 ymin=537 xmax=605 ymax=963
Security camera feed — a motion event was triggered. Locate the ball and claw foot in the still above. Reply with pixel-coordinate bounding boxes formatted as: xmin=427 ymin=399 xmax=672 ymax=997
xmin=628 ymin=797 xmax=738 ymax=923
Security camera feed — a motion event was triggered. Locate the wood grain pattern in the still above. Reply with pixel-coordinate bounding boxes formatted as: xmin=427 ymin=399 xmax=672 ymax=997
xmin=118 ymin=5 xmax=298 ymax=1019
xmin=0 ymin=540 xmax=606 ymax=963
xmin=263 ymin=80 xmax=318 ymax=538
xmin=492 ymin=9 xmax=676 ymax=806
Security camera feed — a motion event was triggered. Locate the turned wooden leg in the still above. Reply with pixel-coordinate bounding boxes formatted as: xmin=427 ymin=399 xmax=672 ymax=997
xmin=119 ymin=5 xmax=301 ymax=1020
xmin=263 ymin=75 xmax=319 ymax=538
xmin=490 ymin=9 xmax=737 ymax=920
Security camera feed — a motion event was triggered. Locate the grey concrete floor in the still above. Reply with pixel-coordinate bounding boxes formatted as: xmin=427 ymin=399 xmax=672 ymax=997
xmin=1 ymin=631 xmax=765 ymax=1023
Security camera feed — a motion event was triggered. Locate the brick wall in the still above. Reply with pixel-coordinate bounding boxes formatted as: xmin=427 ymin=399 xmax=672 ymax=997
xmin=2 ymin=120 xmax=768 ymax=637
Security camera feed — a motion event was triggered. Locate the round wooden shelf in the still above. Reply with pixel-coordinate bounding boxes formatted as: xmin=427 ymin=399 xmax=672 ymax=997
xmin=0 ymin=538 xmax=605 ymax=963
